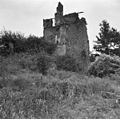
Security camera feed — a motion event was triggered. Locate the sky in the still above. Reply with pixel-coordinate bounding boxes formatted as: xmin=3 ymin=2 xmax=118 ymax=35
xmin=0 ymin=0 xmax=120 ymax=50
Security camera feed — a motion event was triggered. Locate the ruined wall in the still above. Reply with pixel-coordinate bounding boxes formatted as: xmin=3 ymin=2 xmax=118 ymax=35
xmin=65 ymin=19 xmax=89 ymax=73
xmin=43 ymin=19 xmax=89 ymax=73
xmin=43 ymin=2 xmax=89 ymax=73
xmin=63 ymin=13 xmax=79 ymax=23
xmin=43 ymin=26 xmax=59 ymax=43
xmin=43 ymin=19 xmax=53 ymax=28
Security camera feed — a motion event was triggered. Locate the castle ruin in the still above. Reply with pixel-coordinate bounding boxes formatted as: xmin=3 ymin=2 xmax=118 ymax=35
xmin=43 ymin=2 xmax=89 ymax=73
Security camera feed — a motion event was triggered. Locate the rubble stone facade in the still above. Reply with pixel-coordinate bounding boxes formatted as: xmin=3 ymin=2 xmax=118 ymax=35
xmin=43 ymin=2 xmax=89 ymax=73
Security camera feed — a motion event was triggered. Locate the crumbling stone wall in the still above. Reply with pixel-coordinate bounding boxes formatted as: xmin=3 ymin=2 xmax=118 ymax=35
xmin=43 ymin=27 xmax=57 ymax=43
xmin=65 ymin=19 xmax=89 ymax=72
xmin=43 ymin=2 xmax=89 ymax=73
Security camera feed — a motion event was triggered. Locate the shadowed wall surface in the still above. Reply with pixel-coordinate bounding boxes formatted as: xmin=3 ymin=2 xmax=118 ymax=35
xmin=43 ymin=2 xmax=89 ymax=73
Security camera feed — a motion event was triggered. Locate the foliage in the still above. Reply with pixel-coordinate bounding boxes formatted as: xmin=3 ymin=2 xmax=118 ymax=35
xmin=0 ymin=30 xmax=26 ymax=55
xmin=42 ymin=40 xmax=57 ymax=55
xmin=88 ymin=54 xmax=120 ymax=77
xmin=94 ymin=20 xmax=120 ymax=56
xmin=37 ymin=54 xmax=55 ymax=75
xmin=89 ymin=52 xmax=100 ymax=62
xmin=56 ymin=55 xmax=78 ymax=72
xmin=0 ymin=30 xmax=57 ymax=56
xmin=24 ymin=35 xmax=57 ymax=54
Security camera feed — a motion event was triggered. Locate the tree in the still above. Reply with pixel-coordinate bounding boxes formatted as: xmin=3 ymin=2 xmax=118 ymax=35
xmin=94 ymin=20 xmax=120 ymax=56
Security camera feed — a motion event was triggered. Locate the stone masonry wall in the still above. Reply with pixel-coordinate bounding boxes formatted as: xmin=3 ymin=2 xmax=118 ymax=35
xmin=43 ymin=2 xmax=89 ymax=73
xmin=63 ymin=19 xmax=89 ymax=73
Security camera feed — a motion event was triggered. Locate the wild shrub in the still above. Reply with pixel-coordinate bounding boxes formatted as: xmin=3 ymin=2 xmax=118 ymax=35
xmin=43 ymin=41 xmax=57 ymax=54
xmin=37 ymin=54 xmax=54 ymax=75
xmin=0 ymin=30 xmax=57 ymax=55
xmin=26 ymin=35 xmax=57 ymax=54
xmin=88 ymin=54 xmax=120 ymax=77
xmin=23 ymin=35 xmax=45 ymax=53
xmin=0 ymin=30 xmax=26 ymax=55
xmin=18 ymin=53 xmax=38 ymax=71
xmin=18 ymin=52 xmax=55 ymax=72
xmin=56 ymin=55 xmax=78 ymax=72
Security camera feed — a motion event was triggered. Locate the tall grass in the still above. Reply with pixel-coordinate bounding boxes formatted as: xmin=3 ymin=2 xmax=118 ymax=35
xmin=0 ymin=74 xmax=120 ymax=119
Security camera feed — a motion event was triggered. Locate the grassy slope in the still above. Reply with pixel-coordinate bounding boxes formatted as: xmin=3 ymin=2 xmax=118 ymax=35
xmin=0 ymin=53 xmax=120 ymax=119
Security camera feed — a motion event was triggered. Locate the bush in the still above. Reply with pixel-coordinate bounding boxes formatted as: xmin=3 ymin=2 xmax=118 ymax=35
xmin=26 ymin=36 xmax=57 ymax=54
xmin=88 ymin=54 xmax=120 ymax=77
xmin=0 ymin=30 xmax=57 ymax=55
xmin=0 ymin=30 xmax=26 ymax=55
xmin=37 ymin=54 xmax=54 ymax=75
xmin=23 ymin=35 xmax=44 ymax=53
xmin=56 ymin=55 xmax=78 ymax=72
xmin=43 ymin=41 xmax=57 ymax=54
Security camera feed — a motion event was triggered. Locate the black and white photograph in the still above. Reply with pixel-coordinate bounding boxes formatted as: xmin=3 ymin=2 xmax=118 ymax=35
xmin=0 ymin=0 xmax=120 ymax=118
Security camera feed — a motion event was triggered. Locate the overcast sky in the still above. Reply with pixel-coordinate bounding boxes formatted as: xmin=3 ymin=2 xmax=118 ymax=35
xmin=0 ymin=0 xmax=120 ymax=50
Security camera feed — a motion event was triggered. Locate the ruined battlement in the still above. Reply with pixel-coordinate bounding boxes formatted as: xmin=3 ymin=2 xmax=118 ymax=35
xmin=63 ymin=13 xmax=79 ymax=23
xmin=43 ymin=12 xmax=83 ymax=29
xmin=43 ymin=2 xmax=89 ymax=73
xmin=43 ymin=19 xmax=53 ymax=29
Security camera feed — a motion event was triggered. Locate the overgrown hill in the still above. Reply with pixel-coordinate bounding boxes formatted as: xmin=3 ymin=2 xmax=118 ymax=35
xmin=1 ymin=29 xmax=120 ymax=118
xmin=0 ymin=52 xmax=120 ymax=119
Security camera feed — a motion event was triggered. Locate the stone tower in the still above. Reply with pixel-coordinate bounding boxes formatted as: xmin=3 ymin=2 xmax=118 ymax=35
xmin=55 ymin=2 xmax=63 ymax=25
xmin=43 ymin=2 xmax=89 ymax=73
